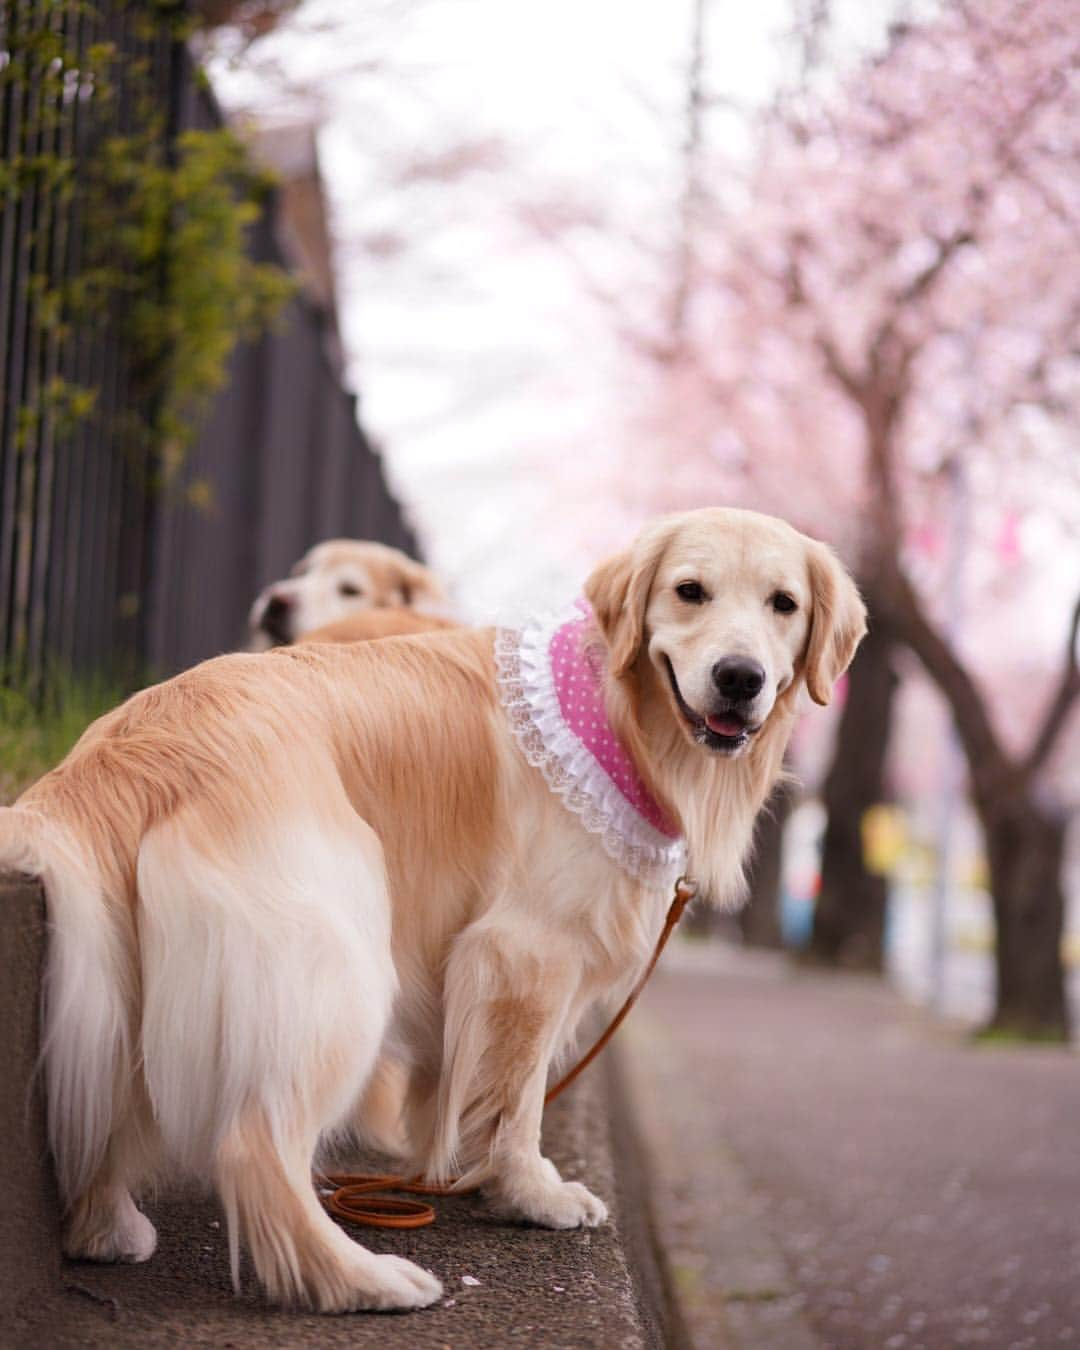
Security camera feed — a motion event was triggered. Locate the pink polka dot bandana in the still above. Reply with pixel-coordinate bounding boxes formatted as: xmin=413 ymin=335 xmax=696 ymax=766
xmin=494 ymin=600 xmax=686 ymax=887
xmin=549 ymin=604 xmax=680 ymax=838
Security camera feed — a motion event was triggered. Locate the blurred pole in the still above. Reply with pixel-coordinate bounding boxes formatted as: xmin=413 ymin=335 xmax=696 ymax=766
xmin=928 ymin=456 xmax=969 ymax=1013
xmin=738 ymin=779 xmax=794 ymax=949
xmin=669 ymin=0 xmax=707 ymax=351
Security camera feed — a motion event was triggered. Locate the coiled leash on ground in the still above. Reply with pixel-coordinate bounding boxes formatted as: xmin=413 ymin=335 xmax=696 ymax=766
xmin=319 ymin=876 xmax=697 ymax=1230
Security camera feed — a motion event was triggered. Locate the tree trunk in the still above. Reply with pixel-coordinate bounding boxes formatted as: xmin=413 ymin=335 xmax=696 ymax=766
xmin=738 ymin=782 xmax=793 ymax=949
xmin=980 ymin=796 xmax=1070 ymax=1041
xmin=805 ymin=611 xmax=898 ymax=971
xmin=878 ymin=565 xmax=1075 ymax=1041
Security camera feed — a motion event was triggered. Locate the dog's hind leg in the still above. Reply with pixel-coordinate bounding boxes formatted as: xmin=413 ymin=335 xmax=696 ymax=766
xmin=216 ymin=1106 xmax=442 ymax=1311
xmin=137 ymin=798 xmax=442 ymax=1312
xmin=63 ymin=1085 xmax=161 ymax=1264
xmin=0 ymin=806 xmax=160 ymax=1264
xmin=64 ymin=1179 xmax=157 ymax=1264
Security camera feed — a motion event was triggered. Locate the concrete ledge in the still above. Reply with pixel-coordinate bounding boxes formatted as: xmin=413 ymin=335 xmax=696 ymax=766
xmin=2 ymin=873 xmax=677 ymax=1347
xmin=0 ymin=873 xmax=61 ymax=1317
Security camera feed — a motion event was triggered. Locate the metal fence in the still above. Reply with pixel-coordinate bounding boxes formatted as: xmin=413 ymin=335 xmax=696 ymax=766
xmin=1 ymin=1 xmax=418 ymax=691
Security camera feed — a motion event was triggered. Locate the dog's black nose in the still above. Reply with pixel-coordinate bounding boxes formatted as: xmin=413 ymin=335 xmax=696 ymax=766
xmin=711 ymin=657 xmax=765 ymax=701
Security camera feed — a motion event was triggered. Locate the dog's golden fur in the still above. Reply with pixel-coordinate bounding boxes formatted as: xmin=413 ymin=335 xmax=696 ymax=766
xmin=0 ymin=508 xmax=864 ymax=1313
xmin=299 ymin=608 xmax=456 ymax=644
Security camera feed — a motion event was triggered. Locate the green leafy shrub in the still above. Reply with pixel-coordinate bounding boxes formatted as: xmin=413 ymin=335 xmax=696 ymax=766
xmin=2 ymin=1 xmax=294 ymax=488
xmin=0 ymin=670 xmax=127 ymax=805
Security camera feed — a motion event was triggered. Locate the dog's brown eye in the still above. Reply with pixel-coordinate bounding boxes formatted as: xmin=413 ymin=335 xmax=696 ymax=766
xmin=771 ymin=591 xmax=797 ymax=614
xmin=339 ymin=582 xmax=363 ymax=598
xmin=676 ymin=581 xmax=706 ymax=604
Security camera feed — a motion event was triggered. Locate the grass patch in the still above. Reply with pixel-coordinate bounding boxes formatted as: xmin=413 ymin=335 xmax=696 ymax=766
xmin=973 ymin=1026 xmax=1071 ymax=1049
xmin=0 ymin=670 xmax=126 ymax=804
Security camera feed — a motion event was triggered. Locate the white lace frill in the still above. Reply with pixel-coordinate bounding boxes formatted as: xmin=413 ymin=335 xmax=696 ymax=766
xmin=494 ymin=605 xmax=686 ymax=889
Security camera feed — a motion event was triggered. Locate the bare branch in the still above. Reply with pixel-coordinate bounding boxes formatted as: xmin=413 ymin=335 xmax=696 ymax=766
xmin=879 ymin=563 xmax=1014 ymax=804
xmin=894 ymin=230 xmax=975 ymax=308
xmin=1023 ymin=593 xmax=1080 ymax=779
xmin=784 ymin=243 xmax=865 ymax=400
xmin=796 ymin=0 xmax=832 ymax=86
xmin=817 ymin=329 xmax=866 ymax=403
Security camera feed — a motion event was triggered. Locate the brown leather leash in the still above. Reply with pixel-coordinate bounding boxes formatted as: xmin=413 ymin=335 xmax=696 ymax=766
xmin=319 ymin=876 xmax=697 ymax=1231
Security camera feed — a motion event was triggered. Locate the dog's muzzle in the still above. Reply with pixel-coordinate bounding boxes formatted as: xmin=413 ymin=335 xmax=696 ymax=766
xmin=664 ymin=656 xmax=762 ymax=755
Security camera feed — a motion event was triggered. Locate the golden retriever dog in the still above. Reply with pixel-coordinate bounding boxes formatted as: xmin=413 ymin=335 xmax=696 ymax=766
xmin=0 ymin=508 xmax=864 ymax=1314
xmin=248 ymin=539 xmax=446 ymax=647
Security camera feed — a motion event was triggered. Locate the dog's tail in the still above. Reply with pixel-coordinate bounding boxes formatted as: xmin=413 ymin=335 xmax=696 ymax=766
xmin=0 ymin=805 xmax=131 ymax=1208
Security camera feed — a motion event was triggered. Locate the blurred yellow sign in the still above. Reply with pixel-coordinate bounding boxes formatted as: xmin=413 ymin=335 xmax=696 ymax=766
xmin=862 ymin=804 xmax=907 ymax=877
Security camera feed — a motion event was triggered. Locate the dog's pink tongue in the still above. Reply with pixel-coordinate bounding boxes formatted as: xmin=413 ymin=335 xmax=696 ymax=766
xmin=706 ymin=713 xmax=745 ymax=737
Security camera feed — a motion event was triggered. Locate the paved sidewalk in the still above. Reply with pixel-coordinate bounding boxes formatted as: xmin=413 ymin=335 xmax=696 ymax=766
xmin=621 ymin=941 xmax=1080 ymax=1350
xmin=5 ymin=1068 xmax=666 ymax=1349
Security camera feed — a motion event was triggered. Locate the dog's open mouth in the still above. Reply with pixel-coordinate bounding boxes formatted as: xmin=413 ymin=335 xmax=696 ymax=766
xmin=663 ymin=657 xmax=758 ymax=754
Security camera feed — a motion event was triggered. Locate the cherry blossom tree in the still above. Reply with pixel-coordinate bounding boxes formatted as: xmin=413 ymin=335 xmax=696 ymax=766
xmin=590 ymin=0 xmax=1080 ymax=1037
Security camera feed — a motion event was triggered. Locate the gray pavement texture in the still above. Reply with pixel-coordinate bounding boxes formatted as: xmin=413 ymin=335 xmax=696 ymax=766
xmin=1 ymin=873 xmax=675 ymax=1350
xmin=4 ymin=1068 xmax=668 ymax=1350
xmin=622 ymin=940 xmax=1080 ymax=1350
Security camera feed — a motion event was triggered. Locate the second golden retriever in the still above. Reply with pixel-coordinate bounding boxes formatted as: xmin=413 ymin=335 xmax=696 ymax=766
xmin=249 ymin=539 xmax=446 ymax=647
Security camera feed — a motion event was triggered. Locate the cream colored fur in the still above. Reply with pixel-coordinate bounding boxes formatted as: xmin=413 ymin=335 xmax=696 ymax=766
xmin=300 ymin=608 xmax=456 ymax=644
xmin=0 ymin=507 xmax=864 ymax=1313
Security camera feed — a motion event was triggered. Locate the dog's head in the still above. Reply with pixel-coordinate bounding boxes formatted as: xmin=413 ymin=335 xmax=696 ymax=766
xmin=585 ymin=508 xmax=866 ymax=759
xmin=249 ymin=540 xmax=445 ymax=647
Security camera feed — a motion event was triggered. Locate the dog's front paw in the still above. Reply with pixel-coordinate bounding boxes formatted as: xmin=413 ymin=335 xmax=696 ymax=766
xmin=329 ymin=1253 xmax=442 ymax=1313
xmin=493 ymin=1177 xmax=609 ymax=1229
xmin=365 ymin=1254 xmax=444 ymax=1311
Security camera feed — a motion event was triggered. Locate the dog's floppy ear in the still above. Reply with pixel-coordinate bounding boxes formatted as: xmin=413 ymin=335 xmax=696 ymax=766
xmin=585 ymin=521 xmax=672 ymax=679
xmin=803 ymin=542 xmax=868 ymax=706
xmin=392 ymin=556 xmax=445 ymax=607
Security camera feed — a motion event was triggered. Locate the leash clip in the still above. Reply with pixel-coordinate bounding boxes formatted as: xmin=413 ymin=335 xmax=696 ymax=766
xmin=671 ymin=874 xmax=698 ymax=923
